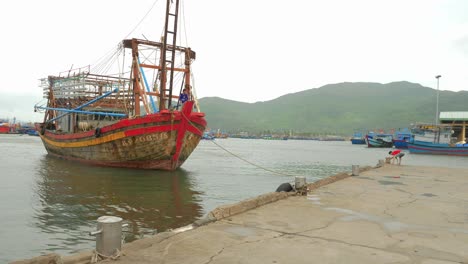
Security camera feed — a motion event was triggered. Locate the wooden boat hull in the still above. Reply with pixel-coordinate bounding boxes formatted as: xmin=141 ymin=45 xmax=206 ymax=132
xmin=36 ymin=102 xmax=206 ymax=170
xmin=408 ymin=140 xmax=468 ymax=156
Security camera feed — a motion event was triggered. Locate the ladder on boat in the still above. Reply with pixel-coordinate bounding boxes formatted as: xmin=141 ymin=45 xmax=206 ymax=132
xmin=160 ymin=0 xmax=180 ymax=110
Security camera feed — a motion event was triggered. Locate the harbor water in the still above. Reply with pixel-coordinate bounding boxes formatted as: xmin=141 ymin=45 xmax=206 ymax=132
xmin=1 ymin=134 xmax=468 ymax=263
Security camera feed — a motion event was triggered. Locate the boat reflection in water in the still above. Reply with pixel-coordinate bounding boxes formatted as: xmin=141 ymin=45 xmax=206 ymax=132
xmin=33 ymin=155 xmax=203 ymax=252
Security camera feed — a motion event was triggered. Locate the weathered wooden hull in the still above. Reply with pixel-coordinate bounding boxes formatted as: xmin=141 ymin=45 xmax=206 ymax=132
xmin=36 ymin=102 xmax=206 ymax=170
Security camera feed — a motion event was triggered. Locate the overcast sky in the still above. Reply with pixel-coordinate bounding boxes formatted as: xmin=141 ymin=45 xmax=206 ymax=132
xmin=1 ymin=0 xmax=467 ymax=122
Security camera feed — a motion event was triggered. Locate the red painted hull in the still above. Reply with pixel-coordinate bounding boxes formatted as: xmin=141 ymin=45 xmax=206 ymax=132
xmin=0 ymin=126 xmax=10 ymax=133
xmin=36 ymin=102 xmax=206 ymax=170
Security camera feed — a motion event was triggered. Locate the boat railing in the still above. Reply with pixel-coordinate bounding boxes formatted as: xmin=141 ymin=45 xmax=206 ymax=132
xmin=40 ymin=73 xmax=131 ymax=100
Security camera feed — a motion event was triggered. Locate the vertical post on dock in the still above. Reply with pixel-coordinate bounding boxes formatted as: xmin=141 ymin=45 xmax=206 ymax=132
xmin=89 ymin=216 xmax=127 ymax=257
xmin=462 ymin=121 xmax=466 ymax=143
xmin=294 ymin=176 xmax=307 ymax=195
xmin=435 ymin=75 xmax=441 ymax=126
xmin=378 ymin=159 xmax=385 ymax=167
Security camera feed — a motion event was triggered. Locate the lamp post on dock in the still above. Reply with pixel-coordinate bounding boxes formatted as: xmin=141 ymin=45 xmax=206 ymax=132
xmin=435 ymin=75 xmax=441 ymax=125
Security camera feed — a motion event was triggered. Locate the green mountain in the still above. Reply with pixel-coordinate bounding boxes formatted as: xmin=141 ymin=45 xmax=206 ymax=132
xmin=198 ymin=81 xmax=468 ymax=135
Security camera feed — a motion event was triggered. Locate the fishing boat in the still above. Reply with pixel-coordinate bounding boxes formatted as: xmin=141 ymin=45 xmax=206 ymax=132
xmin=0 ymin=124 xmax=9 ymax=134
xmin=201 ymin=131 xmax=215 ymax=140
xmin=34 ymin=0 xmax=206 ymax=170
xmin=350 ymin=131 xmax=366 ymax=144
xmin=408 ymin=113 xmax=468 ymax=156
xmin=27 ymin=130 xmax=40 ymax=137
xmin=392 ymin=128 xmax=412 ymax=149
xmin=0 ymin=119 xmax=13 ymax=134
xmin=408 ymin=139 xmax=468 ymax=155
xmin=365 ymin=132 xmax=393 ymax=148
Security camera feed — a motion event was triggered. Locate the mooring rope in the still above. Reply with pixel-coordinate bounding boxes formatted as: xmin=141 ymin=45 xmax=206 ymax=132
xmin=209 ymin=139 xmax=299 ymax=177
xmin=91 ymin=249 xmax=121 ymax=263
xmin=180 ymin=110 xmax=300 ymax=177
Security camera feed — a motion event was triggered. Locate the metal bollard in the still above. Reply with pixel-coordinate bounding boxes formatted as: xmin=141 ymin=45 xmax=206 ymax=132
xmin=352 ymin=165 xmax=359 ymax=176
xmin=378 ymin=159 xmax=385 ymax=167
xmin=295 ymin=176 xmax=307 ymax=189
xmin=89 ymin=216 xmax=127 ymax=257
xmin=295 ymin=176 xmax=307 ymax=195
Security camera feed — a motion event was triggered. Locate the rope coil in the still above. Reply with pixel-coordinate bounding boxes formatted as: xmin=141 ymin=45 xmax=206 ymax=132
xmin=91 ymin=249 xmax=122 ymax=263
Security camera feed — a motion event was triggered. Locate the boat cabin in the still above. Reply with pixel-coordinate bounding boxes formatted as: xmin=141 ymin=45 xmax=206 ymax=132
xmin=439 ymin=111 xmax=468 ymax=144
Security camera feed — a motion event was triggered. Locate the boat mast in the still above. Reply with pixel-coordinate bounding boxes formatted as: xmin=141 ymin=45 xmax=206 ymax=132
xmin=462 ymin=121 xmax=466 ymax=143
xmin=131 ymin=41 xmax=142 ymax=116
xmin=160 ymin=0 xmax=180 ymax=110
xmin=123 ymin=0 xmax=195 ymax=113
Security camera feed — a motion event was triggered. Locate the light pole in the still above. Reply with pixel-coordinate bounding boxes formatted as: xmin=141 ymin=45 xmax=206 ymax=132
xmin=435 ymin=75 xmax=441 ymax=125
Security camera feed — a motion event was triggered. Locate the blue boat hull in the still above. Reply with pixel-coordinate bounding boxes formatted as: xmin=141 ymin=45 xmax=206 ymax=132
xmin=351 ymin=138 xmax=366 ymax=144
xmin=392 ymin=139 xmax=408 ymax=149
xmin=392 ymin=130 xmax=411 ymax=149
xmin=408 ymin=140 xmax=468 ymax=156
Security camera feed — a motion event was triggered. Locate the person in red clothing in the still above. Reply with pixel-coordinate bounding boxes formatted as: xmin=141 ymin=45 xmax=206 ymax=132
xmin=388 ymin=149 xmax=405 ymax=165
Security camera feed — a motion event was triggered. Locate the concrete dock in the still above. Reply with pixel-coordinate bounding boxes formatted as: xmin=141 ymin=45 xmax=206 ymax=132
xmin=13 ymin=165 xmax=468 ymax=264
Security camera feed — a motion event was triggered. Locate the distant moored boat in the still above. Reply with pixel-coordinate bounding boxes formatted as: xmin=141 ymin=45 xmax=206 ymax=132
xmin=351 ymin=131 xmax=366 ymax=144
xmin=365 ymin=132 xmax=393 ymax=148
xmin=392 ymin=129 xmax=412 ymax=149
xmin=408 ymin=115 xmax=468 ymax=156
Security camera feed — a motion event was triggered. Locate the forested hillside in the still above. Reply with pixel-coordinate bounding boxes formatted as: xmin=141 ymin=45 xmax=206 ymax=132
xmin=199 ymin=81 xmax=468 ymax=135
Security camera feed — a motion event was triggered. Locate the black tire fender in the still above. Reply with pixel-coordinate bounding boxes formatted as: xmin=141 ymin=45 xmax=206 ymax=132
xmin=275 ymin=182 xmax=293 ymax=192
xmin=95 ymin=127 xmax=102 ymax=138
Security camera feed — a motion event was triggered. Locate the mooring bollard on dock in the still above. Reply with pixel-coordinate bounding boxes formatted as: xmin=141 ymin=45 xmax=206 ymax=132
xmin=89 ymin=216 xmax=128 ymax=259
xmin=352 ymin=165 xmax=360 ymax=176
xmin=377 ymin=159 xmax=385 ymax=167
xmin=295 ymin=176 xmax=307 ymax=195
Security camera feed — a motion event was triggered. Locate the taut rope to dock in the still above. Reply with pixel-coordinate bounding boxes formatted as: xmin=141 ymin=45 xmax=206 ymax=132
xmin=181 ymin=111 xmax=300 ymax=177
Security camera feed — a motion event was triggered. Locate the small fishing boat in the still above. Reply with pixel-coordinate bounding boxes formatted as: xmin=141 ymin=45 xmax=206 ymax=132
xmin=0 ymin=125 xmax=9 ymax=134
xmin=350 ymin=131 xmax=366 ymax=144
xmin=27 ymin=130 xmax=40 ymax=137
xmin=408 ymin=139 xmax=468 ymax=155
xmin=365 ymin=132 xmax=393 ymax=148
xmin=202 ymin=131 xmax=215 ymax=140
xmin=392 ymin=129 xmax=412 ymax=149
xmin=34 ymin=0 xmax=206 ymax=170
xmin=0 ymin=119 xmax=13 ymax=134
xmin=408 ymin=117 xmax=468 ymax=156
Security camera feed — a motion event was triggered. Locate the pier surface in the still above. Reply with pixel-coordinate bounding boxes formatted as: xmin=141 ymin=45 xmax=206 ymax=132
xmin=14 ymin=165 xmax=468 ymax=263
xmin=112 ymin=165 xmax=468 ymax=264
